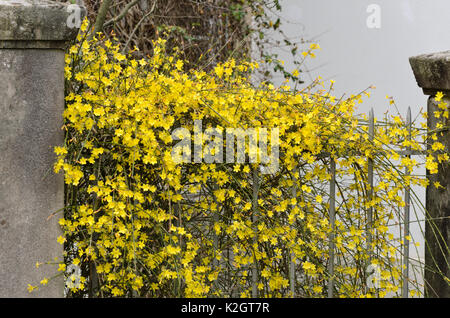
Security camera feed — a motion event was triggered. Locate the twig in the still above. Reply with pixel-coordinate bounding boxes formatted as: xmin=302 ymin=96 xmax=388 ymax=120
xmin=92 ymin=0 xmax=113 ymax=36
xmin=122 ymin=1 xmax=158 ymax=53
xmin=104 ymin=0 xmax=141 ymax=28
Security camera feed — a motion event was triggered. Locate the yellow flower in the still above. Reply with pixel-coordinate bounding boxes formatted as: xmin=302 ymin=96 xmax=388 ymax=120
xmin=315 ymin=195 xmax=323 ymax=204
xmin=313 ymin=285 xmax=323 ymax=294
xmin=57 ymin=236 xmax=66 ymax=245
xmin=57 ymin=264 xmax=66 ymax=272
xmin=303 ymin=261 xmax=316 ymax=272
xmin=27 ymin=284 xmax=38 ymax=293
xmin=54 ymin=146 xmax=68 ymax=156
xmin=111 ymin=287 xmax=124 ymax=296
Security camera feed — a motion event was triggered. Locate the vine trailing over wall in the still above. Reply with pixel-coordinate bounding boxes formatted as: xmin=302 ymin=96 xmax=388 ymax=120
xmin=28 ymin=19 xmax=449 ymax=297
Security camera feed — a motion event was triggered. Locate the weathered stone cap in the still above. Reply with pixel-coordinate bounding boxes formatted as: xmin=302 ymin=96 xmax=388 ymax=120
xmin=0 ymin=0 xmax=86 ymax=46
xmin=409 ymin=50 xmax=450 ymax=96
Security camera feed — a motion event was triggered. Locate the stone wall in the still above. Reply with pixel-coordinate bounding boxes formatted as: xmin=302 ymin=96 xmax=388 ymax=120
xmin=0 ymin=0 xmax=84 ymax=298
xmin=410 ymin=51 xmax=450 ymax=298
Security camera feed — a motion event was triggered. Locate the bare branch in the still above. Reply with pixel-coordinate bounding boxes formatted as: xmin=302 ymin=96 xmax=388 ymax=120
xmin=122 ymin=1 xmax=158 ymax=53
xmin=92 ymin=0 xmax=113 ymax=35
xmin=104 ymin=0 xmax=141 ymax=28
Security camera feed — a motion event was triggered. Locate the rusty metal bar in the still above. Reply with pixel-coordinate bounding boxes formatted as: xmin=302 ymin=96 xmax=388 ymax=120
xmin=328 ymin=158 xmax=336 ymax=298
xmin=367 ymin=108 xmax=375 ymax=254
xmin=402 ymin=107 xmax=412 ymax=298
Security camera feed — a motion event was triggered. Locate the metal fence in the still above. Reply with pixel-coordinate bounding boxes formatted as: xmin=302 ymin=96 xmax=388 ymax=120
xmin=324 ymin=106 xmax=423 ymax=298
xmin=245 ymin=106 xmax=423 ymax=298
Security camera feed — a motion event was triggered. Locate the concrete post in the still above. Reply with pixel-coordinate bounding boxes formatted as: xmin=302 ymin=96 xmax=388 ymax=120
xmin=410 ymin=51 xmax=450 ymax=298
xmin=0 ymin=0 xmax=84 ymax=297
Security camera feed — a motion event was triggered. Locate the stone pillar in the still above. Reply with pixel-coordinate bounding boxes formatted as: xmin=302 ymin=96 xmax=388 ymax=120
xmin=0 ymin=0 xmax=84 ymax=297
xmin=410 ymin=51 xmax=450 ymax=298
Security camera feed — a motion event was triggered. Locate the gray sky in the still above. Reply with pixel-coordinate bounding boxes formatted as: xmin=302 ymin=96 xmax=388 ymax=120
xmin=273 ymin=0 xmax=450 ymax=116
